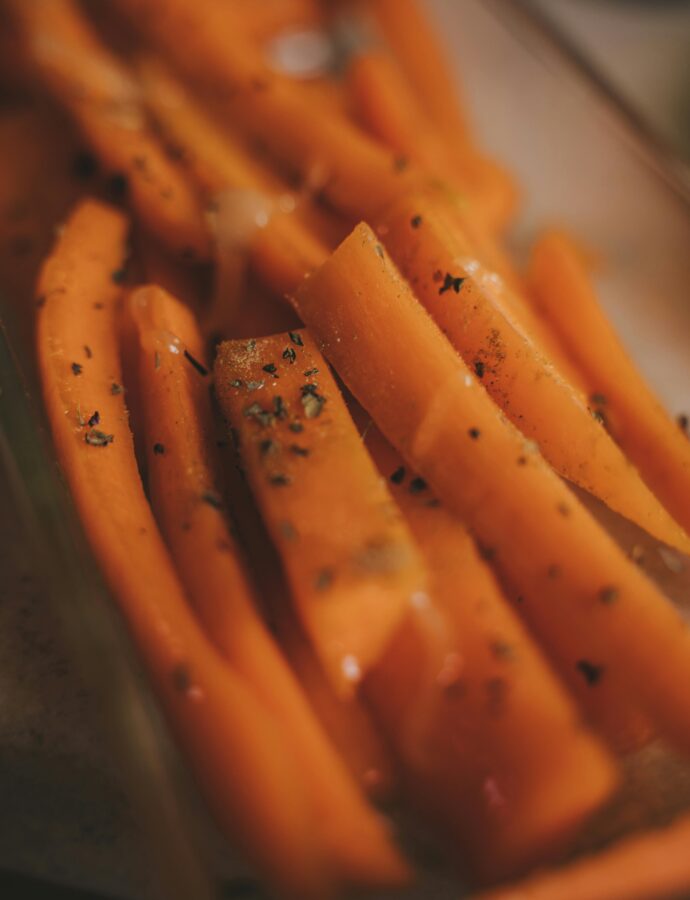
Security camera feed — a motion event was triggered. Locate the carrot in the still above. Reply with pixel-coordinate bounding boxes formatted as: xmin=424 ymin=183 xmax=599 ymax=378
xmin=376 ymin=194 xmax=690 ymax=554
xmin=528 ymin=228 xmax=690 ymax=540
xmin=35 ymin=198 xmax=327 ymax=899
xmin=126 ymin=284 xmax=408 ymax=889
xmin=136 ymin=57 xmax=331 ymax=304
xmin=214 ymin=328 xmax=428 ymax=696
xmin=112 ymin=0 xmax=415 ymax=219
xmin=231 ymin=0 xmax=323 ymax=43
xmin=362 ymin=428 xmax=617 ymax=882
xmin=343 ymin=40 xmax=516 ymax=234
xmin=6 ymin=0 xmax=210 ymax=261
xmin=476 ymin=814 xmax=690 ymax=900
xmin=294 ymin=223 xmax=690 ymax=754
xmin=213 ymin=411 xmax=398 ymax=803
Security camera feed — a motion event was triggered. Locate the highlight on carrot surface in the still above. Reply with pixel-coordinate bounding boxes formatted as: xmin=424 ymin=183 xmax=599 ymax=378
xmin=35 ymin=199 xmax=328 ymax=900
xmin=214 ymin=328 xmax=428 ymax=697
xmin=475 ymin=813 xmax=690 ymax=900
xmin=362 ymin=428 xmax=618 ymax=883
xmin=528 ymin=228 xmax=690 ymax=539
xmin=375 ymin=193 xmax=690 ymax=556
xmin=294 ymin=223 xmax=690 ymax=755
xmin=6 ymin=0 xmax=211 ymax=261
xmin=126 ymin=284 xmax=408 ymax=890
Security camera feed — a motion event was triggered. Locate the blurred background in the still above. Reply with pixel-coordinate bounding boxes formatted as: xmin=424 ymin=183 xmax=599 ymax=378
xmin=530 ymin=0 xmax=690 ymax=165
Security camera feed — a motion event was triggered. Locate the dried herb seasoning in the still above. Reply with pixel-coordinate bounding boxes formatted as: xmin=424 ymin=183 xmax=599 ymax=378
xmin=576 ymin=659 xmax=604 ymax=686
xmin=282 ymin=347 xmax=297 ymax=364
xmin=269 ymin=473 xmax=291 ymax=487
xmin=390 ymin=466 xmax=406 ymax=485
xmin=438 ymin=272 xmax=466 ymax=295
xmin=262 ymin=363 xmax=278 ymax=377
xmin=410 ymin=215 xmax=422 ymax=229
xmin=84 ymin=429 xmax=114 ymax=447
xmin=468 ymin=427 xmax=481 ymax=440
xmin=184 ymin=349 xmax=209 ymax=376
xmin=273 ymin=396 xmax=288 ymax=419
xmin=375 ymin=244 xmax=384 ymax=259
xmin=71 ymin=362 xmax=83 ymax=375
xmin=473 ymin=360 xmax=485 ymax=378
xmin=314 ymin=568 xmax=334 ymax=590
xmin=259 ymin=438 xmax=278 ymax=457
xmin=289 ymin=421 xmax=304 ymax=433
xmin=599 ymin=586 xmax=619 ymax=605
xmin=556 ymin=502 xmax=571 ymax=517
xmin=289 ymin=331 xmax=303 ymax=346
xmin=83 ymin=344 xmax=93 ymax=359
xmin=490 ymin=640 xmax=515 ymax=661
xmin=289 ymin=444 xmax=309 ymax=457
xmin=201 ymin=489 xmax=223 ymax=509
xmin=302 ymin=392 xmax=325 ymax=419
xmin=153 ymin=442 xmax=165 ymax=455
xmin=303 ymin=367 xmax=319 ymax=377
xmin=87 ymin=410 xmax=100 ymax=427
xmin=110 ymin=382 xmax=124 ymax=395
xmin=409 ymin=476 xmax=427 ymax=494
xmin=230 ymin=379 xmax=243 ymax=388
xmin=111 ymin=267 xmax=126 ymax=285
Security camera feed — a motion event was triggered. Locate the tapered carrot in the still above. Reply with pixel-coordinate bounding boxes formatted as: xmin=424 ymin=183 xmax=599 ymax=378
xmin=35 ymin=199 xmax=327 ymax=899
xmin=214 ymin=329 xmax=428 ymax=696
xmin=476 ymin=814 xmax=690 ymax=900
xmin=6 ymin=0 xmax=210 ymax=261
xmin=376 ymin=194 xmax=690 ymax=554
xmin=362 ymin=428 xmax=617 ymax=882
xmin=126 ymin=284 xmax=407 ymax=888
xmin=528 ymin=228 xmax=690 ymax=539
xmin=294 ymin=223 xmax=690 ymax=754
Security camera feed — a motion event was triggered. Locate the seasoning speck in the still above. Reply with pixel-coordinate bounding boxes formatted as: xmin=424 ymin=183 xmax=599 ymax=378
xmin=259 ymin=439 xmax=278 ymax=457
xmin=315 ymin=568 xmax=334 ymax=590
xmin=468 ymin=427 xmax=481 ymax=440
xmin=111 ymin=382 xmax=124 ymax=395
xmin=289 ymin=421 xmax=304 ymax=433
xmin=83 ymin=345 xmax=93 ymax=359
xmin=375 ymin=244 xmax=384 ymax=258
xmin=282 ymin=347 xmax=297 ymax=365
xmin=87 ymin=410 xmax=100 ymax=427
xmin=153 ymin=442 xmax=165 ymax=455
xmin=678 ymin=414 xmax=689 ymax=435
xmin=302 ymin=392 xmax=325 ymax=419
xmin=289 ymin=331 xmax=303 ymax=347
xmin=576 ymin=659 xmax=604 ymax=686
xmin=290 ymin=444 xmax=309 ymax=457
xmin=390 ymin=466 xmax=406 ymax=485
xmin=599 ymin=586 xmax=618 ymax=605
xmin=84 ymin=430 xmax=114 ymax=447
xmin=303 ymin=367 xmax=319 ymax=377
xmin=410 ymin=215 xmax=422 ymax=229
xmin=474 ymin=360 xmax=485 ymax=378
xmin=269 ymin=473 xmax=291 ymax=487
xmin=71 ymin=362 xmax=83 ymax=376
xmin=439 ymin=272 xmax=466 ymax=295
xmin=201 ymin=490 xmax=223 ymax=509
xmin=409 ymin=477 xmax=427 ymax=494
xmin=262 ymin=363 xmax=278 ymax=377
xmin=230 ymin=379 xmax=243 ymax=388
xmin=111 ymin=267 xmax=126 ymax=285
xmin=184 ymin=349 xmax=209 ymax=376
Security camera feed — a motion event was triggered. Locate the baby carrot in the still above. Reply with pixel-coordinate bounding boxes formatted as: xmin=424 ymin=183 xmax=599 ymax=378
xmin=376 ymin=194 xmax=690 ymax=554
xmin=35 ymin=199 xmax=326 ymax=899
xmin=476 ymin=814 xmax=690 ymax=900
xmin=7 ymin=0 xmax=210 ymax=261
xmin=214 ymin=329 xmax=428 ymax=697
xmin=363 ymin=429 xmax=617 ymax=883
xmin=294 ymin=223 xmax=690 ymax=754
xmin=528 ymin=228 xmax=690 ymax=539
xmin=126 ymin=284 xmax=408 ymax=889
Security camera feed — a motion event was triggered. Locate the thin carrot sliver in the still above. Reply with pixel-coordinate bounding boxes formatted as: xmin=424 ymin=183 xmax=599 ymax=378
xmin=528 ymin=228 xmax=690 ymax=539
xmin=294 ymin=223 xmax=690 ymax=754
xmin=36 ymin=199 xmax=326 ymax=900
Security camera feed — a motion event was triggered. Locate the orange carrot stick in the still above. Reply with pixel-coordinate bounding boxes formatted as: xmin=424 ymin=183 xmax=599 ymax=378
xmin=7 ymin=0 xmax=210 ymax=261
xmin=35 ymin=199 xmax=327 ymax=899
xmin=126 ymin=284 xmax=407 ymax=889
xmin=112 ymin=0 xmax=415 ymax=219
xmin=476 ymin=814 xmax=690 ymax=900
xmin=362 ymin=429 xmax=617 ymax=883
xmin=214 ymin=329 xmax=428 ymax=696
xmin=294 ymin=223 xmax=690 ymax=754
xmin=528 ymin=228 xmax=690 ymax=539
xmin=376 ymin=194 xmax=690 ymax=554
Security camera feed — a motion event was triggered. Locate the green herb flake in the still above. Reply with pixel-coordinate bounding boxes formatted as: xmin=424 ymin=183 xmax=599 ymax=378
xmin=289 ymin=331 xmax=304 ymax=347
xmin=439 ymin=272 xmax=466 ymax=295
xmin=262 ymin=363 xmax=278 ymax=377
xmin=282 ymin=347 xmax=297 ymax=364
xmin=71 ymin=362 xmax=83 ymax=375
xmin=314 ymin=568 xmax=334 ymax=591
xmin=576 ymin=659 xmax=604 ymax=686
xmin=289 ymin=421 xmax=304 ymax=433
xmin=201 ymin=490 xmax=223 ymax=509
xmin=84 ymin=429 xmax=114 ymax=447
xmin=303 ymin=367 xmax=319 ymax=377
xmin=409 ymin=476 xmax=427 ymax=493
xmin=269 ymin=473 xmax=291 ymax=487
xmin=87 ymin=410 xmax=100 ymax=427
xmin=289 ymin=444 xmax=309 ymax=457
xmin=230 ymin=379 xmax=243 ymax=388
xmin=410 ymin=215 xmax=422 ymax=229
xmin=390 ymin=466 xmax=406 ymax=485
xmin=111 ymin=382 xmax=124 ymax=395
xmin=153 ymin=442 xmax=165 ymax=455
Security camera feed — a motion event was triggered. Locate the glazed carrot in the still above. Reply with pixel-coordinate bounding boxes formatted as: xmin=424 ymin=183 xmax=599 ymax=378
xmin=528 ymin=229 xmax=690 ymax=539
xmin=212 ymin=411 xmax=397 ymax=803
xmin=294 ymin=223 xmax=690 ymax=754
xmin=476 ymin=814 xmax=690 ymax=900
xmin=214 ymin=329 xmax=428 ymax=696
xmin=233 ymin=0 xmax=322 ymax=43
xmin=126 ymin=285 xmax=408 ymax=889
xmin=136 ymin=57 xmax=330 ymax=303
xmin=363 ymin=429 xmax=617 ymax=882
xmin=343 ymin=41 xmax=516 ymax=234
xmin=112 ymin=0 xmax=415 ymax=219
xmin=6 ymin=0 xmax=210 ymax=261
xmin=377 ymin=194 xmax=690 ymax=554
xmin=365 ymin=0 xmax=471 ymax=151
xmin=35 ymin=199 xmax=326 ymax=899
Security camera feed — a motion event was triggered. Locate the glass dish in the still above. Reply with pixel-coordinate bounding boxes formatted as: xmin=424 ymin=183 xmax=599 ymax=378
xmin=1 ymin=1 xmax=689 ymax=897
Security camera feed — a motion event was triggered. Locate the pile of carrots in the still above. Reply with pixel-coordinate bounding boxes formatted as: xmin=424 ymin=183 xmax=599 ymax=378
xmin=2 ymin=0 xmax=690 ymax=897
